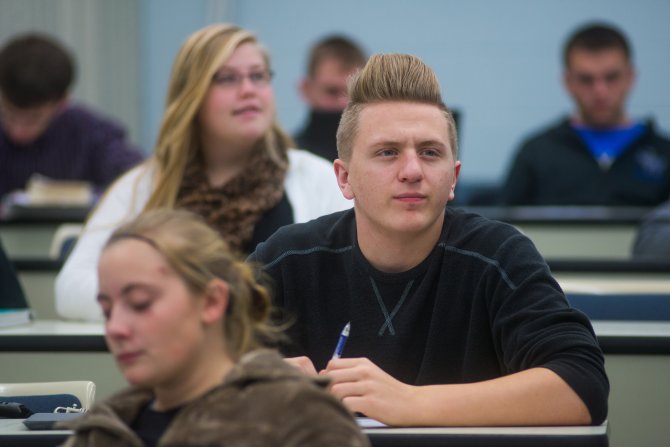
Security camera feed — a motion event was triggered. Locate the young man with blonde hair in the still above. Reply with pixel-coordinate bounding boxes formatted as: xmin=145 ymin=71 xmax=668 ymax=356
xmin=251 ymin=53 xmax=608 ymax=427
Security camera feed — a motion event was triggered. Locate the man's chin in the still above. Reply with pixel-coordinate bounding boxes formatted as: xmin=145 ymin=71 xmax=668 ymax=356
xmin=583 ymin=111 xmax=622 ymax=128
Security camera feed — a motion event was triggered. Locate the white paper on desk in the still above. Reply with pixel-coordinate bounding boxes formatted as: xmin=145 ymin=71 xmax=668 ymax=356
xmin=0 ymin=308 xmax=32 ymax=328
xmin=356 ymin=417 xmax=387 ymax=428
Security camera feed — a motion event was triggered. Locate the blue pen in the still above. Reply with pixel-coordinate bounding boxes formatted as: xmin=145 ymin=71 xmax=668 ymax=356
xmin=332 ymin=322 xmax=350 ymax=359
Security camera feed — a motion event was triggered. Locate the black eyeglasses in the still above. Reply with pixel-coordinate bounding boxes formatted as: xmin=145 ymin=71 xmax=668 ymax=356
xmin=211 ymin=70 xmax=274 ymax=88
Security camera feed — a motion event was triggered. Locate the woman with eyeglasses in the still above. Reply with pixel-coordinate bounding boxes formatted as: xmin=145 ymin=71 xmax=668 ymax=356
xmin=56 ymin=24 xmax=351 ymax=321
xmin=59 ymin=209 xmax=369 ymax=447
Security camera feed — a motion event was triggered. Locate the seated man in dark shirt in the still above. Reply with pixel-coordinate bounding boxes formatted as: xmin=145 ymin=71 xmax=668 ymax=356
xmin=0 ymin=33 xmax=143 ymax=197
xmin=503 ymin=22 xmax=670 ymax=206
xmin=250 ymin=53 xmax=608 ymax=426
xmin=294 ymin=35 xmax=366 ymax=161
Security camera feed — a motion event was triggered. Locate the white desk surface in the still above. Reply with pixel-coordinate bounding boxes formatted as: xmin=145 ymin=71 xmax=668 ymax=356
xmin=2 ymin=319 xmax=669 ymax=338
xmin=1 ymin=319 xmax=669 ymax=342
xmin=591 ymin=320 xmax=670 ymax=337
xmin=558 ymin=277 xmax=670 ymax=294
xmin=0 ymin=418 xmax=71 ymax=436
xmin=362 ymin=422 xmax=608 ymax=436
xmin=0 ymin=417 xmax=607 ymax=437
xmin=0 ymin=320 xmax=103 ymax=335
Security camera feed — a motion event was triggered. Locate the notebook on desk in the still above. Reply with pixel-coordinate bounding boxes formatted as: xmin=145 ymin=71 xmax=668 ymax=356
xmin=22 ymin=413 xmax=82 ymax=430
xmin=356 ymin=417 xmax=387 ymax=428
xmin=0 ymin=308 xmax=32 ymax=328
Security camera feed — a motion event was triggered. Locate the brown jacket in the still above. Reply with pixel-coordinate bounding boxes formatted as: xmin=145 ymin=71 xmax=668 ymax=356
xmin=60 ymin=350 xmax=369 ymax=447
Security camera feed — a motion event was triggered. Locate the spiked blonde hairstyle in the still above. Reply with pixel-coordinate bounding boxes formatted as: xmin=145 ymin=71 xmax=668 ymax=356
xmin=336 ymin=53 xmax=458 ymax=161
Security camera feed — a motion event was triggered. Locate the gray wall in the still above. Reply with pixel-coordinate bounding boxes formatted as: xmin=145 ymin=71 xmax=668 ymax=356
xmin=2 ymin=0 xmax=670 ymax=187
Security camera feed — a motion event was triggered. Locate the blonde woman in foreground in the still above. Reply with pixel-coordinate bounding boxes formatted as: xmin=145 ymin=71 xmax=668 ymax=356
xmin=56 ymin=23 xmax=350 ymax=321
xmin=60 ymin=209 xmax=368 ymax=447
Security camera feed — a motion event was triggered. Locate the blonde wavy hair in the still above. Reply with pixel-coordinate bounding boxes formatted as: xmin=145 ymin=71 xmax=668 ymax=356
xmin=336 ymin=53 xmax=458 ymax=161
xmin=105 ymin=208 xmax=281 ymax=360
xmin=143 ymin=23 xmax=292 ymax=211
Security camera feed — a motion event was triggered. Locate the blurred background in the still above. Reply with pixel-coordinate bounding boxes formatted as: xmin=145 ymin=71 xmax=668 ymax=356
xmin=1 ymin=0 xmax=668 ymax=188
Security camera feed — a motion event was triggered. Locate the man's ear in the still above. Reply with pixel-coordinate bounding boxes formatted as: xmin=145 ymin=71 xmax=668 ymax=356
xmin=449 ymin=161 xmax=462 ymax=202
xmin=334 ymin=159 xmax=355 ymax=200
xmin=625 ymin=64 xmax=636 ymax=91
xmin=299 ymin=78 xmax=312 ymax=103
xmin=200 ymin=278 xmax=229 ymax=325
xmin=562 ymin=70 xmax=575 ymax=97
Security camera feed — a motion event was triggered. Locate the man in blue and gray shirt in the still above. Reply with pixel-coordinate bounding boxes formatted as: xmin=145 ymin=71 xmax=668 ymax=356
xmin=503 ymin=22 xmax=670 ymax=206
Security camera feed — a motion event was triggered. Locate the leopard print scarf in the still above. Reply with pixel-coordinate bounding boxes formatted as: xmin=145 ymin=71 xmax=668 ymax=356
xmin=175 ymin=141 xmax=288 ymax=254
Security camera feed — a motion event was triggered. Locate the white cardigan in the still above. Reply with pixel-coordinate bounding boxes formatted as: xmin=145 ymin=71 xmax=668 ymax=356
xmin=55 ymin=149 xmax=351 ymax=321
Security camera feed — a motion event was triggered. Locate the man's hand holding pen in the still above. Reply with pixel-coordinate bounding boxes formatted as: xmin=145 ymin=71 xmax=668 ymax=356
xmin=283 ymin=322 xmax=417 ymax=425
xmin=284 ymin=355 xmax=417 ymax=425
xmin=321 ymin=357 xmax=417 ymax=426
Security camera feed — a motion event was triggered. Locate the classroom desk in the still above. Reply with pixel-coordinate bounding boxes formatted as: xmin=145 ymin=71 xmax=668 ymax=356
xmin=0 ymin=321 xmax=126 ymax=400
xmin=2 ymin=318 xmax=668 ymax=357
xmin=0 ymin=222 xmax=62 ymax=258
xmin=559 ymin=274 xmax=670 ymax=294
xmin=463 ymin=206 xmax=650 ymax=224
xmin=555 ymin=267 xmax=669 ymax=446
xmin=549 ymin=259 xmax=670 ymax=273
xmin=462 ymin=206 xmax=651 ymax=260
xmin=0 ymin=205 xmax=649 ymax=260
xmin=14 ymin=260 xmax=62 ymax=321
xmin=558 ymin=273 xmax=670 ymax=356
xmin=363 ymin=424 xmax=609 ymax=447
xmin=0 ymin=417 xmax=609 ymax=447
xmin=0 ymin=419 xmax=70 ymax=447
xmin=10 ymin=259 xmax=669 ymax=331
xmin=1 ymin=318 xmax=668 ymax=447
xmin=0 ymin=204 xmax=90 ymax=223
xmin=3 ymin=265 xmax=669 ymax=447
xmin=592 ymin=321 xmax=670 ymax=353
xmin=0 ymin=204 xmax=88 ymax=258
xmin=0 ymin=320 xmax=106 ymax=352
